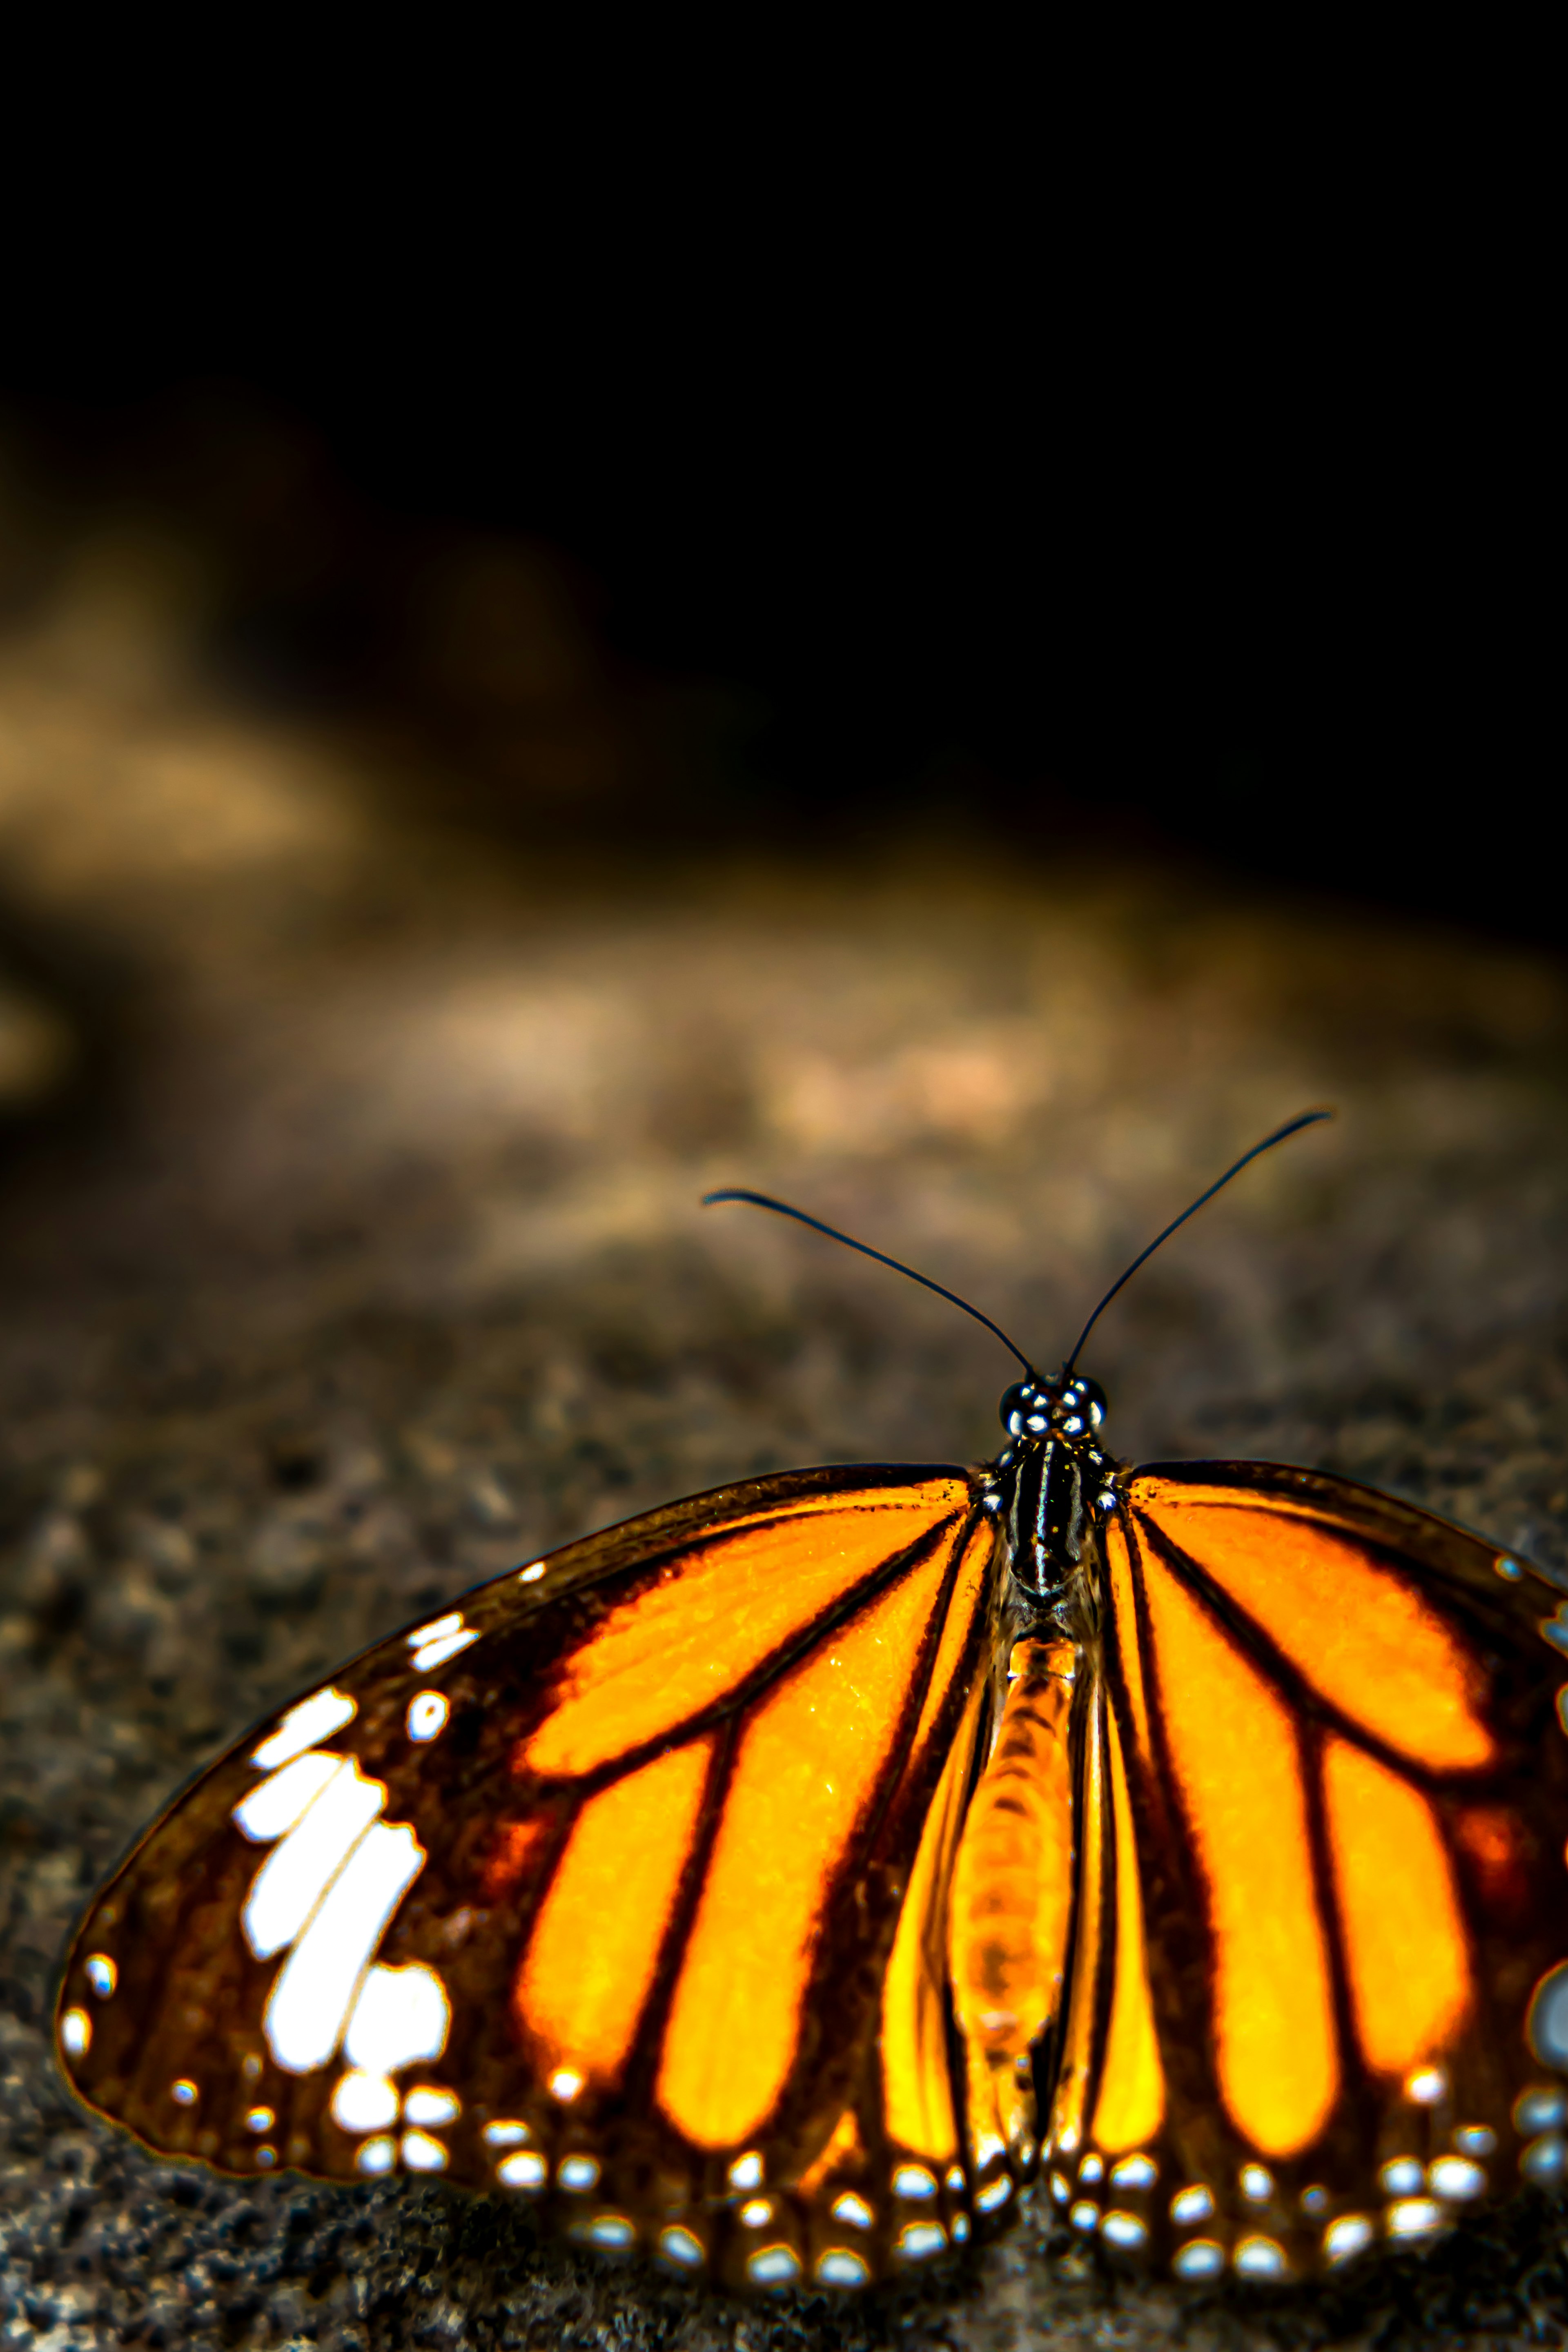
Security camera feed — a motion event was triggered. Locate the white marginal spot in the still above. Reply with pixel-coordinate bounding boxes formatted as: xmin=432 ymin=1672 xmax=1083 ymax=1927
xmin=975 ymin=2174 xmax=1013 ymax=2214
xmin=483 ymin=2120 xmax=531 ymax=2149
xmin=830 ymin=2191 xmax=873 ymax=2230
xmin=172 ymin=2079 xmax=197 ymax=2105
xmin=892 ymin=2163 xmax=938 ymax=2200
xmin=1069 ymin=2199 xmax=1100 ymax=2233
xmin=1530 ymin=1966 xmax=1568 ymax=2068
xmin=252 ymin=1688 xmax=356 ymax=1770
xmin=944 ymin=2164 xmax=966 ymax=2194
xmin=1454 ymin=2124 xmax=1497 ymax=2156
xmin=739 ymin=2198 xmax=772 ymax=2227
xmin=896 ymin=2221 xmax=947 ymax=2260
xmin=234 ymin=1751 xmax=344 ymax=1843
xmin=1406 ymin=2064 xmax=1449 ymax=2105
xmin=1379 ymin=2156 xmax=1425 ymax=2196
xmin=1496 ymin=1555 xmax=1523 ymax=1579
xmin=1301 ymin=2185 xmax=1330 ymax=2216
xmin=1172 ymin=2240 xmax=1225 ymax=2281
xmin=658 ymin=2225 xmax=705 ymax=2270
xmin=1234 ymin=2236 xmax=1287 ymax=2280
xmin=403 ymin=2085 xmax=459 ymax=2127
xmin=345 ymin=1962 xmax=450 ymax=2074
xmin=518 ymin=1561 xmax=547 ymax=1585
xmin=816 ymin=2249 xmax=870 ymax=2287
xmin=1240 ymin=2163 xmax=1274 ymax=2202
xmin=412 ymin=1631 xmax=478 ymax=1671
xmin=1110 ymin=2154 xmax=1157 ymax=2192
xmin=264 ymin=1825 xmax=428 ymax=2073
xmin=1170 ymin=2185 xmax=1213 ymax=2226
xmin=1324 ymin=2214 xmax=1374 ymax=2264
xmin=1102 ymin=2211 xmax=1149 ymax=2251
xmin=1516 ymin=2085 xmax=1568 ymax=2134
xmin=1428 ymin=2155 xmax=1486 ymax=2201
xmin=402 ymin=2130 xmax=447 ymax=2171
xmin=60 ymin=2009 xmax=91 ymax=2058
xmin=746 ymin=2246 xmax=802 ymax=2287
xmin=952 ymin=2214 xmax=970 ymax=2243
xmin=559 ymin=2154 xmax=600 ymax=2192
xmin=1051 ymin=2172 xmax=1071 ymax=2205
xmin=356 ymin=2135 xmax=396 ymax=2175
xmin=242 ymin=1759 xmax=384 ymax=1959
xmin=256 ymin=2145 xmax=276 ymax=2168
xmin=585 ymin=2214 xmax=635 ymax=2250
xmin=499 ymin=2149 xmax=548 ymax=2190
xmin=975 ymin=2130 xmax=1007 ymax=2169
xmin=1078 ymin=2151 xmax=1104 ymax=2184
xmin=1521 ymin=2134 xmax=1567 ymax=2184
xmin=548 ymin=2067 xmax=584 ymax=2103
xmin=245 ymin=2106 xmax=275 ymax=2133
xmin=408 ymin=1612 xmax=463 ymax=1647
xmin=1387 ymin=2197 xmax=1445 ymax=2238
xmin=85 ymin=1954 xmax=117 ymax=1998
xmin=728 ymin=2150 xmax=764 ymax=2191
xmin=406 ymin=1692 xmax=450 ymax=1744
xmin=331 ymin=2069 xmax=399 ymax=2132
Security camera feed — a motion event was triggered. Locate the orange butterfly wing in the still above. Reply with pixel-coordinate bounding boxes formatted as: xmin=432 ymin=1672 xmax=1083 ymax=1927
xmin=57 ymin=1464 xmax=1008 ymax=2290
xmin=1054 ymin=1461 xmax=1568 ymax=2277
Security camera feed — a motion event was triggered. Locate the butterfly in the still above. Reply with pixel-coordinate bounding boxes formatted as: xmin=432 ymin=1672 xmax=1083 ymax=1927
xmin=56 ymin=1113 xmax=1568 ymax=2296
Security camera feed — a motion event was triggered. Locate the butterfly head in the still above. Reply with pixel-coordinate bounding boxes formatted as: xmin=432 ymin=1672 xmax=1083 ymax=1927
xmin=995 ymin=1372 xmax=1116 ymax=1602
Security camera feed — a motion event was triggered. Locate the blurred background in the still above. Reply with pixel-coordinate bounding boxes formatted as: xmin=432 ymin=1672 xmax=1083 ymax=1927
xmin=2 ymin=131 xmax=1565 ymax=2344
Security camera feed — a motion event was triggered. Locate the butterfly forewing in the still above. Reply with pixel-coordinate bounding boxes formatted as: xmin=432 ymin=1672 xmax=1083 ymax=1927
xmin=58 ymin=1463 xmax=1019 ymax=2290
xmin=1070 ymin=1462 xmax=1568 ymax=2279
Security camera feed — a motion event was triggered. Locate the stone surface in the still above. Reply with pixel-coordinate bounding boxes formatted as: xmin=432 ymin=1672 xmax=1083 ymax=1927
xmin=4 ymin=560 xmax=1568 ymax=2346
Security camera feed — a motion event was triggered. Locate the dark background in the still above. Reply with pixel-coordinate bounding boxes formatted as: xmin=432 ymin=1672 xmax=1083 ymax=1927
xmin=0 ymin=145 xmax=1551 ymax=951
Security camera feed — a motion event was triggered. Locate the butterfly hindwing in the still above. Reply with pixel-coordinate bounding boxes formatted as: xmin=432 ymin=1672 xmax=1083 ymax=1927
xmin=1066 ymin=1461 xmax=1568 ymax=2277
xmin=58 ymin=1463 xmax=1011 ymax=2289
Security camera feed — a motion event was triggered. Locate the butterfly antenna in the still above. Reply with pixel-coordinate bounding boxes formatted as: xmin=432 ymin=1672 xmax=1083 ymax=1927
xmin=1061 ymin=1107 xmax=1334 ymax=1375
xmin=702 ymin=1189 xmax=1038 ymax=1376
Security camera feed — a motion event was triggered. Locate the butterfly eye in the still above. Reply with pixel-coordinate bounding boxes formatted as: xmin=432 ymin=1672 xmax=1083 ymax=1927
xmin=998 ymin=1381 xmax=1037 ymax=1436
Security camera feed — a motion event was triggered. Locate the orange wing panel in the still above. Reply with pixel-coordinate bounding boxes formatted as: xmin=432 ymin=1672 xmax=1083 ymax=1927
xmin=1137 ymin=1537 xmax=1339 ymax=2157
xmin=514 ymin=1734 xmax=715 ymax=2090
xmin=1090 ymin=1695 xmax=1164 ymax=2154
xmin=1322 ymin=1734 xmax=1471 ymax=2076
xmin=526 ymin=1480 xmax=971 ymax=1778
xmin=1128 ymin=1478 xmax=1494 ymax=1769
xmin=655 ymin=1536 xmax=959 ymax=2149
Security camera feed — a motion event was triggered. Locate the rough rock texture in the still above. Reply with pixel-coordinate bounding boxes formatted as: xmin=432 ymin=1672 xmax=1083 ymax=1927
xmin=4 ymin=564 xmax=1568 ymax=2348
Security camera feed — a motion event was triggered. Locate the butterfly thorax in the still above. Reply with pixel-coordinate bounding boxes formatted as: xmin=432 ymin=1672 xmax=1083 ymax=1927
xmin=992 ymin=1372 xmax=1120 ymax=1605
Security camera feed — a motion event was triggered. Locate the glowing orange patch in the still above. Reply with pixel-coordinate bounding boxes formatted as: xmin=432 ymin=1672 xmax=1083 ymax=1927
xmin=794 ymin=2105 xmax=863 ymax=2197
xmin=481 ymin=1818 xmax=550 ymax=1901
xmin=514 ymin=1736 xmax=713 ymax=2087
xmin=1091 ymin=1696 xmax=1164 ymax=2152
xmin=656 ymin=1541 xmax=953 ymax=2149
xmin=1130 ymin=1482 xmax=1494 ymax=1770
xmin=1454 ymin=1804 xmax=1530 ymax=1913
xmin=1139 ymin=1542 xmax=1339 ymax=2156
xmin=1047 ymin=1679 xmax=1106 ymax=2159
xmin=882 ymin=1682 xmax=987 ymax=2163
xmin=1102 ymin=1519 xmax=1154 ymax=1767
xmin=951 ymin=1639 xmax=1076 ymax=2064
xmin=526 ymin=1482 xmax=969 ymax=1778
xmin=1323 ymin=1737 xmax=1472 ymax=2076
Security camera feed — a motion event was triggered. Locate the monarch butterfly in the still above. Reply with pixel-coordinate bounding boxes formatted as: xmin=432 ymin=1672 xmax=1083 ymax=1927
xmin=56 ymin=1114 xmax=1568 ymax=2296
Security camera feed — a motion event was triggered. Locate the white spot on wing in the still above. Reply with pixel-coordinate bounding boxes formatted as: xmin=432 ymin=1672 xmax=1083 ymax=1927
xmin=830 ymin=2191 xmax=873 ymax=2228
xmin=406 ymin=1692 xmax=450 ymax=1743
xmin=60 ymin=2009 xmax=90 ymax=2058
xmin=401 ymin=2129 xmax=447 ymax=2171
xmin=85 ymin=1955 xmax=116 ymax=1998
xmin=1324 ymin=2214 xmax=1374 ymax=2262
xmin=252 ymin=1688 xmax=356 ymax=1770
xmin=233 ymin=1751 xmax=344 ymax=1843
xmin=331 ymin=2069 xmax=400 ymax=2132
xmin=548 ymin=2067 xmax=584 ymax=2103
xmin=411 ymin=1630 xmax=478 ymax=1671
xmin=498 ymin=2149 xmax=547 ymax=2189
xmin=242 ymin=1759 xmax=385 ymax=1959
xmin=356 ymin=2134 xmax=396 ymax=2174
xmin=1170 ymin=2185 xmax=1214 ymax=2225
xmin=727 ymin=2150 xmax=763 ymax=2190
xmin=344 ymin=1962 xmax=451 ymax=2074
xmin=263 ymin=1822 xmax=427 ymax=2072
xmin=403 ymin=2085 xmax=459 ymax=2127
xmin=518 ymin=1561 xmax=546 ymax=1584
xmin=1102 ymin=2210 xmax=1148 ymax=2250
